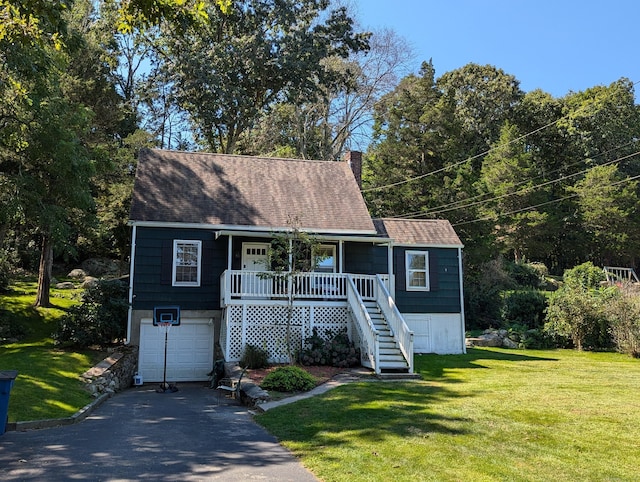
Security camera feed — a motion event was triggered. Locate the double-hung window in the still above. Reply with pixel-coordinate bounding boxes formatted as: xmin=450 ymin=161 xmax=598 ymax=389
xmin=173 ymin=240 xmax=202 ymax=286
xmin=406 ymin=250 xmax=430 ymax=291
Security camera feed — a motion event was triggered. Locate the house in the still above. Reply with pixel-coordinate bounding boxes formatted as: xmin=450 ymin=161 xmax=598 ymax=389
xmin=127 ymin=148 xmax=465 ymax=382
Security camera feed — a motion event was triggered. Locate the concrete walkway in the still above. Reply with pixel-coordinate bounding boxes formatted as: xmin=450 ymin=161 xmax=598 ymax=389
xmin=256 ymin=371 xmax=367 ymax=412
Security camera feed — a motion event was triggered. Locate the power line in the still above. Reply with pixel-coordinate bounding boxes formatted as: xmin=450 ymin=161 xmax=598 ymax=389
xmin=392 ymin=140 xmax=640 ymax=219
xmin=362 ymin=78 xmax=640 ymax=194
xmin=452 ymin=171 xmax=640 ymax=227
xmin=401 ymin=148 xmax=640 ymax=219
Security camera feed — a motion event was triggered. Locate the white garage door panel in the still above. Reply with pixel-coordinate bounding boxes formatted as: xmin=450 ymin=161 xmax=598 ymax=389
xmin=138 ymin=318 xmax=214 ymax=382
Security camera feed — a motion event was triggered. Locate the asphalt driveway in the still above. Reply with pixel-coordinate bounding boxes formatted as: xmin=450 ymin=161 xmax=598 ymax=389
xmin=0 ymin=383 xmax=318 ymax=481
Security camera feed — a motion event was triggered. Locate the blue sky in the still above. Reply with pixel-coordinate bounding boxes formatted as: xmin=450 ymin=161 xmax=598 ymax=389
xmin=354 ymin=0 xmax=639 ymax=99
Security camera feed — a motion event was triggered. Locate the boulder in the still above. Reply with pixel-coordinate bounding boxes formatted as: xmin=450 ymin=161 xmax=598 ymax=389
xmin=502 ymin=337 xmax=519 ymax=349
xmin=474 ymin=333 xmax=503 ymax=347
xmin=56 ymin=281 xmax=76 ymax=290
xmin=81 ymin=276 xmax=99 ymax=289
xmin=81 ymin=258 xmax=121 ymax=277
xmin=68 ymin=268 xmax=87 ymax=279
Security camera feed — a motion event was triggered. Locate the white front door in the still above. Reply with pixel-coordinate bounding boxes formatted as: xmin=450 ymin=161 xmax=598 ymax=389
xmin=241 ymin=243 xmax=271 ymax=297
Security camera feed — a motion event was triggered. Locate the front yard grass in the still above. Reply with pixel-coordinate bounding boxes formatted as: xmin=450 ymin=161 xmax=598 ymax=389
xmin=0 ymin=278 xmax=105 ymax=422
xmin=255 ymin=348 xmax=640 ymax=481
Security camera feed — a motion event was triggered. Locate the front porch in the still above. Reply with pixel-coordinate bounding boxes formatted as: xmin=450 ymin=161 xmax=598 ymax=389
xmin=218 ymin=270 xmax=414 ymax=374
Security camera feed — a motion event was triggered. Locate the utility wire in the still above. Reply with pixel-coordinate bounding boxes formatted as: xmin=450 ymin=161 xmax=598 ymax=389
xmin=452 ymin=171 xmax=640 ymax=227
xmin=392 ymin=139 xmax=640 ymax=219
xmin=398 ymin=148 xmax=640 ymax=219
xmin=362 ymin=79 xmax=640 ymax=194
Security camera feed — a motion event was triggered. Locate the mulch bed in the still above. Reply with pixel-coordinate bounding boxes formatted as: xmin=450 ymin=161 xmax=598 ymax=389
xmin=247 ymin=364 xmax=350 ymax=387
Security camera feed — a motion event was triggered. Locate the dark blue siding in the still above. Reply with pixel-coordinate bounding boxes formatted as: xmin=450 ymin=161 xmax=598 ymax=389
xmin=394 ymin=247 xmax=461 ymax=313
xmin=132 ymin=227 xmax=226 ymax=310
xmin=344 ymin=243 xmax=388 ymax=275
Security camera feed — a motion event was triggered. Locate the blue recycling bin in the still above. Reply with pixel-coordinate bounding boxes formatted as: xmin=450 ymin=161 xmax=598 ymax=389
xmin=0 ymin=370 xmax=18 ymax=435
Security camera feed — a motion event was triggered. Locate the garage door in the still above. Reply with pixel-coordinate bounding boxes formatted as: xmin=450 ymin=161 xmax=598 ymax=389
xmin=138 ymin=318 xmax=214 ymax=382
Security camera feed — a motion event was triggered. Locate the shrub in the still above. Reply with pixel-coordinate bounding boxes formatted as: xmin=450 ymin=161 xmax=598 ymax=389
xmin=0 ymin=309 xmax=27 ymax=341
xmin=260 ymin=366 xmax=317 ymax=392
xmin=544 ymin=284 xmax=616 ymax=351
xmin=465 ymin=258 xmax=518 ymax=329
xmin=563 ymin=262 xmax=606 ymax=290
xmin=506 ymin=261 xmax=546 ymax=288
xmin=54 ymin=279 xmax=128 ymax=347
xmin=606 ymin=289 xmax=640 ymax=358
xmin=500 ymin=290 xmax=548 ymax=329
xmin=505 ymin=324 xmax=555 ymax=349
xmin=240 ymin=344 xmax=269 ymax=369
xmin=299 ymin=328 xmax=360 ymax=368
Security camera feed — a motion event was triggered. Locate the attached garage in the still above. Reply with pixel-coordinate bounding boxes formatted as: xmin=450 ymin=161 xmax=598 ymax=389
xmin=138 ymin=318 xmax=214 ymax=382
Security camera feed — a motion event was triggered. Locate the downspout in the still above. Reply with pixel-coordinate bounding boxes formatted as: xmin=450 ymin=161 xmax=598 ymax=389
xmin=458 ymin=247 xmax=467 ymax=354
xmin=126 ymin=224 xmax=137 ymax=345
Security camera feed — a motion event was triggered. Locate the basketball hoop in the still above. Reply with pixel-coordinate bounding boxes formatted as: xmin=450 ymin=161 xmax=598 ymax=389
xmin=158 ymin=321 xmax=172 ymax=333
xmin=156 ymin=321 xmax=178 ymax=393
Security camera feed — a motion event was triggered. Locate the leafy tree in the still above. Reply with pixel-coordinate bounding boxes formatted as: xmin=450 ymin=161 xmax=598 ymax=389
xmin=436 ymin=63 xmax=524 ymax=161
xmin=477 ymin=122 xmax=548 ymax=261
xmin=569 ymin=164 xmax=640 ymax=267
xmin=155 ymin=0 xmax=370 ymax=153
xmin=239 ymin=27 xmax=413 ymax=160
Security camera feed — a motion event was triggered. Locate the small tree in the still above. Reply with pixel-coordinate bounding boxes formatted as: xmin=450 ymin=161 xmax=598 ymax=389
xmin=261 ymin=218 xmax=324 ymax=363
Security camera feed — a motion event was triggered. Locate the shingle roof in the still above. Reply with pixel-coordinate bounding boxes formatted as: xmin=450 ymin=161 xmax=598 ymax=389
xmin=130 ymin=149 xmax=376 ymax=234
xmin=373 ymin=218 xmax=463 ymax=247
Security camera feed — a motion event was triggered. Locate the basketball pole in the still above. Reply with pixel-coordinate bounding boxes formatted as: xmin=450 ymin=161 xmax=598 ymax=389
xmin=156 ymin=322 xmax=178 ymax=393
xmin=162 ymin=324 xmax=168 ymax=390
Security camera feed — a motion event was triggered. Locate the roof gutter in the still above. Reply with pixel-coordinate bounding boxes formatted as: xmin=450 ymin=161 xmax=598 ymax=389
xmin=128 ymin=220 xmax=378 ymax=237
xmin=214 ymin=229 xmax=392 ymax=244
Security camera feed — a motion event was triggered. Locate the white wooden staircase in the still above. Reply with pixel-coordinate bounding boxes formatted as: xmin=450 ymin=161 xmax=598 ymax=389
xmin=364 ymin=301 xmax=411 ymax=373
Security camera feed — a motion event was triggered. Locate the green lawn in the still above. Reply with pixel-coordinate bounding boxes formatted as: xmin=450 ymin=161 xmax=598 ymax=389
xmin=256 ymin=348 xmax=640 ymax=481
xmin=0 ymin=279 xmax=104 ymax=422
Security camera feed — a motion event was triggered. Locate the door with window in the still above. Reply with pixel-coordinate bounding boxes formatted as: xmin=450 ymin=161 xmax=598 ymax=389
xmin=241 ymin=243 xmax=271 ymax=297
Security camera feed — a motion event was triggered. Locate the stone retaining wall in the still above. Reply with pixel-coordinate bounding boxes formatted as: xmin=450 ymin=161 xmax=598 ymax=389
xmin=81 ymin=346 xmax=139 ymax=397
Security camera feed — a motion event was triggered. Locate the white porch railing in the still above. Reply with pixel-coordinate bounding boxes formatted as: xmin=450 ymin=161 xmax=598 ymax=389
xmin=220 ymin=270 xmax=388 ymax=305
xmin=346 ymin=276 xmax=380 ymax=374
xmin=375 ymin=275 xmax=414 ymax=374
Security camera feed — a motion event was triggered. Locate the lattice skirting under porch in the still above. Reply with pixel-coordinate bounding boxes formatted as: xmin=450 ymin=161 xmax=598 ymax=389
xmin=220 ymin=304 xmax=353 ymax=362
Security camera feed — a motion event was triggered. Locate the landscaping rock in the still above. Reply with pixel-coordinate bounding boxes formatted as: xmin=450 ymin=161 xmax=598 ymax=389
xmin=56 ymin=281 xmax=76 ymax=290
xmin=81 ymin=276 xmax=99 ymax=289
xmin=68 ymin=268 xmax=87 ymax=279
xmin=81 ymin=258 xmax=122 ymax=277
xmin=502 ymin=337 xmax=519 ymax=349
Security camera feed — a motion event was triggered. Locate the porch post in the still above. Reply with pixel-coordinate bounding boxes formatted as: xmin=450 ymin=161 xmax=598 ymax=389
xmin=387 ymin=242 xmax=395 ymax=299
xmin=227 ymin=234 xmax=233 ymax=270
xmin=338 ymin=240 xmax=344 ymax=273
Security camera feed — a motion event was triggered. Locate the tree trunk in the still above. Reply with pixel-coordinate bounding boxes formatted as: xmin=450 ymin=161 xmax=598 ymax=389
xmin=34 ymin=234 xmax=53 ymax=307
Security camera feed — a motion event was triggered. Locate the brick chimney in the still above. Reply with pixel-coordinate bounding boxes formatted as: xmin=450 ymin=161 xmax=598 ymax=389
xmin=344 ymin=150 xmax=362 ymax=188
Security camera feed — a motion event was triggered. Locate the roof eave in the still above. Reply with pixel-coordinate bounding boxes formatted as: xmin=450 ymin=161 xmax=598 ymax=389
xmin=128 ymin=220 xmax=379 ymax=237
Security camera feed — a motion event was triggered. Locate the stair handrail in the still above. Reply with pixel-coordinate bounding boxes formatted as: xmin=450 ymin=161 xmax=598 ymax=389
xmin=375 ymin=275 xmax=414 ymax=374
xmin=346 ymin=275 xmax=380 ymax=374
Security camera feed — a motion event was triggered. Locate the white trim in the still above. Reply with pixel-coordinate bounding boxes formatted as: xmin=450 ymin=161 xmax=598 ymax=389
xmin=126 ymin=225 xmax=137 ymax=344
xmin=215 ymin=229 xmax=390 ymax=243
xmin=314 ymin=244 xmax=337 ymax=273
xmin=405 ymin=250 xmax=430 ymax=291
xmin=458 ymin=247 xmax=467 ymax=354
xmin=130 ymin=220 xmax=378 ymax=236
xmin=172 ymin=239 xmax=202 ymax=287
xmin=393 ymin=242 xmax=464 ymax=249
